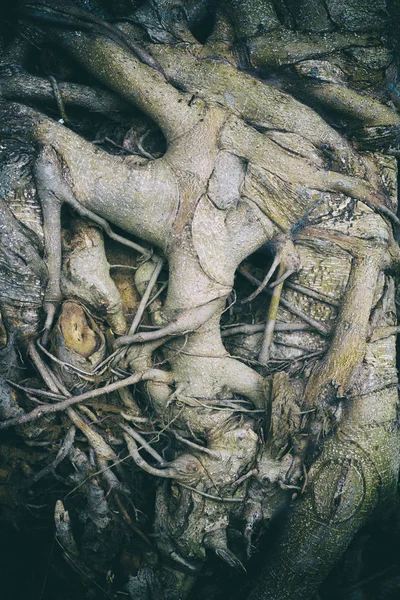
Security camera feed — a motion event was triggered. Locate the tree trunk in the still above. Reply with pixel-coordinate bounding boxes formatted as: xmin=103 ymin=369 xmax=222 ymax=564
xmin=1 ymin=1 xmax=400 ymax=599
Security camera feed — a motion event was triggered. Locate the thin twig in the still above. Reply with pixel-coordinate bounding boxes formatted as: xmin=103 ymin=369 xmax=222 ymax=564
xmin=146 ymin=280 xmax=168 ymax=308
xmin=113 ymin=494 xmax=152 ymax=547
xmin=284 ymin=281 xmax=339 ymax=307
xmin=7 ymin=381 xmax=64 ymax=400
xmin=242 ymin=254 xmax=281 ymax=304
xmin=64 ymin=192 xmax=151 ymax=257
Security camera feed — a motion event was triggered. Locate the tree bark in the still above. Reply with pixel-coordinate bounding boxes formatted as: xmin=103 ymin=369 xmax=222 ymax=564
xmin=0 ymin=1 xmax=399 ymax=599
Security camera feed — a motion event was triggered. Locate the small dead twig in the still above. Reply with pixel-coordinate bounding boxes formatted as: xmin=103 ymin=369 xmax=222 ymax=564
xmin=37 ymin=340 xmax=98 ymax=381
xmin=64 ymin=191 xmax=151 ymax=258
xmin=284 ymin=281 xmax=339 ymax=307
xmin=30 ymin=343 xmax=118 ymax=462
xmin=113 ymin=494 xmax=152 ymax=547
xmin=7 ymin=381 xmax=64 ymax=400
xmin=243 ymin=255 xmax=290 ymax=304
xmin=146 ymin=280 xmax=168 ymax=308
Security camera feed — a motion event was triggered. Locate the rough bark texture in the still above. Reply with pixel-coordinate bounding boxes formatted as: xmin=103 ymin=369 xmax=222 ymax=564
xmin=0 ymin=1 xmax=400 ymax=599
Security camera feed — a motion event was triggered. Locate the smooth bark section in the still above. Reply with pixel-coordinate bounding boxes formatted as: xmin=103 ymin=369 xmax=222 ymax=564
xmin=16 ymin=103 xmax=180 ymax=248
xmin=53 ymin=30 xmax=206 ymax=143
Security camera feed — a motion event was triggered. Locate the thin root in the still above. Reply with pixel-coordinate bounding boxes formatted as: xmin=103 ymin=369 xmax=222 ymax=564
xmin=1 ymin=369 xmax=174 ymax=430
xmin=259 ymin=263 xmax=286 ymax=365
xmin=121 ymin=422 xmax=169 ymax=466
xmin=173 ymin=432 xmax=220 ymax=458
xmin=126 ymin=256 xmax=164 ymax=337
xmin=123 ymin=431 xmax=179 ymax=479
xmin=242 ymin=253 xmax=281 ymax=304
xmin=239 ymin=268 xmax=330 ymax=336
xmin=65 ymin=193 xmax=151 ymax=258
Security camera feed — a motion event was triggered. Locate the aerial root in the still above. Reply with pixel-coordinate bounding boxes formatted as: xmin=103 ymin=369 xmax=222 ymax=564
xmin=35 ymin=146 xmax=151 ymax=340
xmin=243 ymin=501 xmax=263 ymax=559
xmin=36 ymin=339 xmax=102 ymax=384
xmin=0 ymin=72 xmax=131 ymax=114
xmin=258 ymin=262 xmax=287 ymax=365
xmin=114 ymin=294 xmax=228 ymax=347
xmin=121 ymin=422 xmax=169 ymax=466
xmin=232 ymin=468 xmax=259 ymax=489
xmin=240 ymin=234 xmax=302 ymax=363
xmin=215 ymin=547 xmax=246 ymax=572
xmin=1 ymin=367 xmax=173 ymax=429
xmin=96 ymin=455 xmax=129 ymax=494
xmin=29 ymin=343 xmax=133 ymax=493
xmin=125 ymin=256 xmax=165 ymax=338
xmin=61 ymin=224 xmax=128 ymax=336
xmin=242 ymin=255 xmax=281 ymax=304
xmin=42 ymin=303 xmax=57 ymax=346
xmin=29 ymin=341 xmax=118 ymax=461
xmin=113 ymin=494 xmax=153 ymax=548
xmin=64 ymin=191 xmax=152 ymax=257
xmin=323 ymin=171 xmax=400 ymax=226
xmin=239 ymin=267 xmax=331 ymax=336
xmin=123 ymin=431 xmax=178 ymax=479
xmin=54 ymin=498 xmax=99 ymax=583
xmin=54 ymin=499 xmax=80 ymax=559
xmin=270 ymin=267 xmax=297 ymax=288
xmin=68 ymin=408 xmax=117 ymax=461
xmin=173 ymin=432 xmax=220 ymax=458
xmin=49 ymin=75 xmax=68 ymax=123
xmin=123 ymin=431 xmax=205 ymax=484
xmin=178 ymin=483 xmax=244 ymax=503
xmin=20 ymin=2 xmax=166 ymax=75
xmin=222 ymin=322 xmax=312 ymax=337
xmin=242 ymin=235 xmax=300 ymax=304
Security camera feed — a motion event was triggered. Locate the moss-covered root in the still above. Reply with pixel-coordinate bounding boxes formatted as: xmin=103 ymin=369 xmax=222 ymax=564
xmin=248 ymin=385 xmax=400 ymax=600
